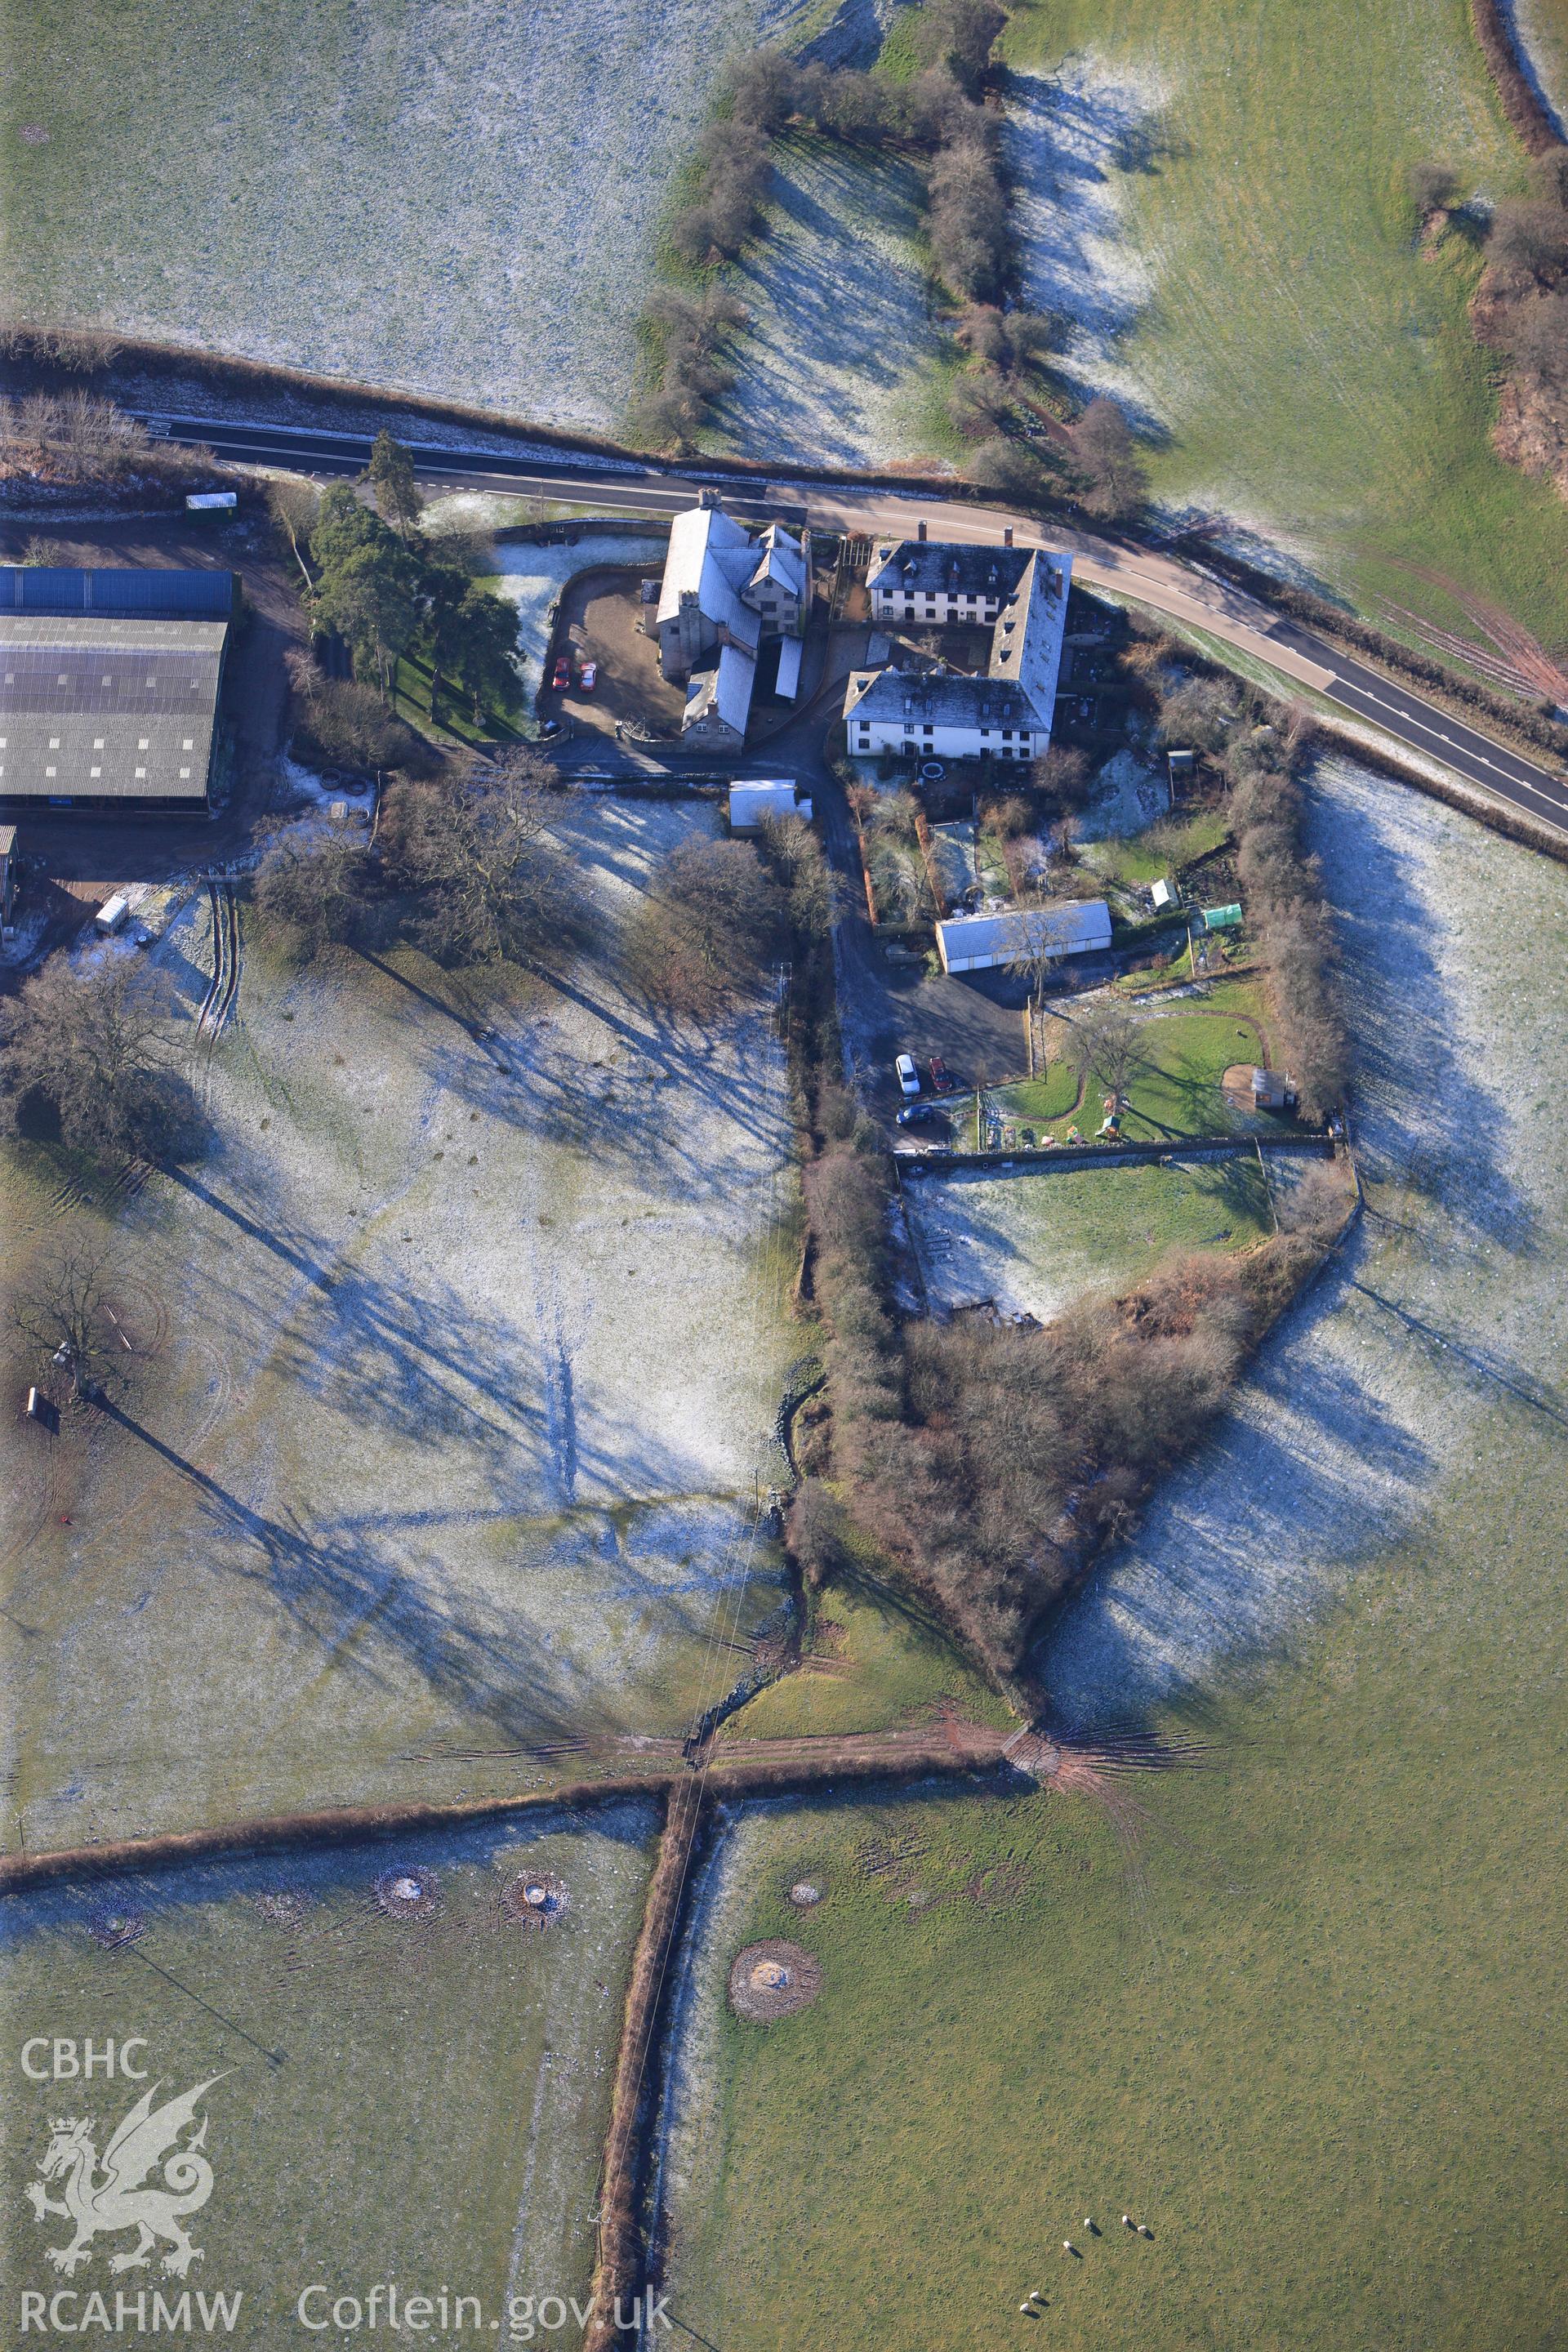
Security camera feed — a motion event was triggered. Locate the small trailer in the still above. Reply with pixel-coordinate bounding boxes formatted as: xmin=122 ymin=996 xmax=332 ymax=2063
xmin=95 ymin=893 xmax=130 ymax=936
xmin=185 ymin=490 xmax=238 ymax=512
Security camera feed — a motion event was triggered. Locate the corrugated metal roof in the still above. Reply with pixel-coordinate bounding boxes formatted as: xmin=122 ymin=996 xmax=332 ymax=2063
xmin=937 ymin=900 xmax=1112 ymax=964
xmin=0 ymin=566 xmax=234 ymax=618
xmin=0 ymin=614 xmax=225 ymax=801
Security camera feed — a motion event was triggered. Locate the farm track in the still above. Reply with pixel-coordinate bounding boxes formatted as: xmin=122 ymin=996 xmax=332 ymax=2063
xmin=196 ymin=875 xmax=242 ymax=1058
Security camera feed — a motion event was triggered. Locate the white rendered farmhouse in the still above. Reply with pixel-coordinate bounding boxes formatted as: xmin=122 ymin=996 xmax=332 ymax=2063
xmin=844 ymin=540 xmax=1073 ymax=765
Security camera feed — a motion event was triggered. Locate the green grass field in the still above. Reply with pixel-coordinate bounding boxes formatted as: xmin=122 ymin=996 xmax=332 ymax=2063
xmin=906 ymin=1155 xmax=1276 ymax=1323
xmin=1004 ymin=0 xmax=1568 ymax=648
xmin=2 ymin=1813 xmax=656 ymax=2325
xmin=723 ymin=1576 xmax=1013 ymax=1740
xmin=662 ymin=1384 xmax=1568 ymax=2352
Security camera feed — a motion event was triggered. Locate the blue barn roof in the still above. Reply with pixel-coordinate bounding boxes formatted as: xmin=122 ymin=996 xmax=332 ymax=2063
xmin=0 ymin=566 xmax=234 ymax=618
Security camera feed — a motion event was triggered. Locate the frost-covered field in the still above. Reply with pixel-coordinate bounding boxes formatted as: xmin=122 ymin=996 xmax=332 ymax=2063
xmin=713 ymin=135 xmax=956 ymax=466
xmin=2 ymin=0 xmax=790 ymax=429
xmin=0 ymin=800 xmax=799 ymax=1850
xmin=1003 ymin=57 xmax=1171 ymax=428
xmin=2 ymin=1810 xmax=654 ymax=2315
xmin=1044 ymin=752 xmax=1568 ymax=1718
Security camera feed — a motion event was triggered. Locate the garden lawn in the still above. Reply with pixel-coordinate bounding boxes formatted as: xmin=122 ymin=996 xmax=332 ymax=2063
xmin=966 ymin=978 xmax=1275 ymax=1147
xmin=903 ymin=1156 xmax=1276 ymax=1321
xmin=1084 ymin=808 xmax=1231 ymax=890
xmin=1003 ymin=0 xmax=1568 ymax=645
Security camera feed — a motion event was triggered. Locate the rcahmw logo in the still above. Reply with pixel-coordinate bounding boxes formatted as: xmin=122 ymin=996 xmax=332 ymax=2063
xmin=17 ymin=2058 xmax=242 ymax=2333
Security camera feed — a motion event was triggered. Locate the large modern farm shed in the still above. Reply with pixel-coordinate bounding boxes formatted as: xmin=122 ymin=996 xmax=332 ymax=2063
xmin=0 ymin=566 xmax=234 ymax=814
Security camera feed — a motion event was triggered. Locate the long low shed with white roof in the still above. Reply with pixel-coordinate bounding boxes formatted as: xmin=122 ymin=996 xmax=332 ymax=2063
xmin=935 ymin=899 xmax=1112 ymax=973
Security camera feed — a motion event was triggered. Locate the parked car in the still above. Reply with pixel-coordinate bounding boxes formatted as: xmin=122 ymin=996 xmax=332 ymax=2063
xmin=552 ymin=656 xmax=572 ymax=692
xmin=897 ymin=1103 xmax=948 ymax=1130
xmin=894 ymin=1053 xmax=921 ymax=1098
xmin=578 ymin=661 xmax=597 ymax=694
xmin=928 ymin=1055 xmax=954 ymax=1093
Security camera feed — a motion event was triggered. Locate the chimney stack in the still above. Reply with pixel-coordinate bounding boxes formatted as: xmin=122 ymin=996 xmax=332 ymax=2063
xmin=1004 ymin=526 xmax=1013 ymax=547
xmin=917 ymin=519 xmax=928 ymax=541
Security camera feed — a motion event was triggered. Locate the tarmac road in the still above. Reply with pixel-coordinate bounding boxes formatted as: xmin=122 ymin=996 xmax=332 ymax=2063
xmin=140 ymin=411 xmax=1568 ymax=840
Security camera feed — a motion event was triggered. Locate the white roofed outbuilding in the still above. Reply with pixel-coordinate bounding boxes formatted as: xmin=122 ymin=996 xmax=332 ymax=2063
xmin=935 ymin=898 xmax=1111 ymax=974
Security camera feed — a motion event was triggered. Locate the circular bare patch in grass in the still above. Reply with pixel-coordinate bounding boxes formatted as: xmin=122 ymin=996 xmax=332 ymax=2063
xmin=375 ymin=1867 xmax=441 ymax=1921
xmin=787 ymin=1879 xmax=823 ymax=1908
xmin=501 ymin=1869 xmax=570 ymax=1930
xmin=87 ymin=1909 xmax=144 ymax=1950
xmin=728 ymin=1939 xmax=821 ymax=2023
xmin=254 ymin=1889 xmax=310 ymax=1927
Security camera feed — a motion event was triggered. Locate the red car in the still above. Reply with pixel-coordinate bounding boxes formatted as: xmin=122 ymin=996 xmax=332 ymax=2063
xmin=578 ymin=661 xmax=597 ymax=694
xmin=551 ymin=656 xmax=572 ymax=692
xmin=929 ymin=1056 xmax=954 ymax=1093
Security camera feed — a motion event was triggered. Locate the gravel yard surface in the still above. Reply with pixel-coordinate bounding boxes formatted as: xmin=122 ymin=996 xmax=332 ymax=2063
xmin=485 ymin=532 xmax=670 ymax=699
xmin=2 ymin=0 xmax=789 ymax=430
xmin=0 ymin=800 xmax=799 ymax=1851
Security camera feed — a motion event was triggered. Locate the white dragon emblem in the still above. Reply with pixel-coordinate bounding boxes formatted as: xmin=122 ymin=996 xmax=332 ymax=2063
xmin=25 ymin=2077 xmax=225 ymax=2278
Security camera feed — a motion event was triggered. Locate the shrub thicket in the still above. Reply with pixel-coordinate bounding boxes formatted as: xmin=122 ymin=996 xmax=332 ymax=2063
xmin=793 ymin=1102 xmax=1334 ymax=1683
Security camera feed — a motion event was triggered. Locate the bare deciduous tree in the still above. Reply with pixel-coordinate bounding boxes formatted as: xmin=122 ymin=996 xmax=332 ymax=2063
xmin=1070 ymin=1001 xmax=1143 ymax=1105
xmin=381 ymin=756 xmax=586 ymax=969
xmin=1005 ymin=899 xmax=1082 ymax=1019
xmin=623 ymin=836 xmax=784 ymax=1018
xmin=252 ymin=828 xmax=372 ymax=959
xmin=0 ymin=956 xmax=197 ymax=1163
xmin=11 ymin=1238 xmax=118 ymax=1403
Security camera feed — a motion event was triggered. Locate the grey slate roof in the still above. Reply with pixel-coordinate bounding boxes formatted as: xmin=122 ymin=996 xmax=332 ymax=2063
xmin=844 ymin=666 xmax=1039 ymax=729
xmin=867 ymin=541 xmax=1031 ymax=599
xmin=684 ymin=643 xmax=756 ymax=737
xmin=657 ymin=506 xmax=762 ymax=649
xmin=0 ymin=615 xmax=225 ymax=801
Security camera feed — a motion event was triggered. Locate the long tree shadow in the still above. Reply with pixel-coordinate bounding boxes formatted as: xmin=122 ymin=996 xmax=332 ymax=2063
xmin=96 ymin=1399 xmax=605 ymax=1743
xmin=1308 ymin=763 xmax=1538 ymax=1252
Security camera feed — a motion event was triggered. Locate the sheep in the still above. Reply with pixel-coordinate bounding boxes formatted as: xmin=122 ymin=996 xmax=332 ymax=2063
xmin=1121 ymin=2214 xmax=1135 ymax=2230
xmin=1062 ymin=2240 xmax=1080 ymax=2257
